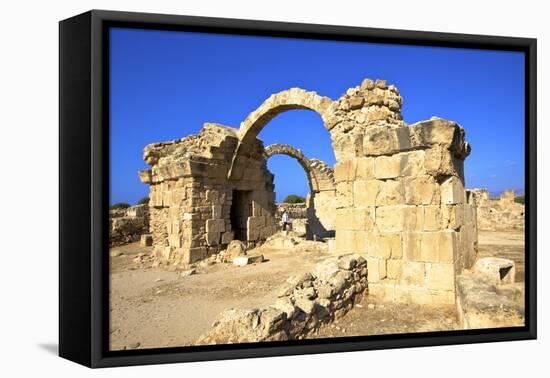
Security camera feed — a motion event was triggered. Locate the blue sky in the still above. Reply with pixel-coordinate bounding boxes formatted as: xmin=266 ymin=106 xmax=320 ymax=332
xmin=110 ymin=27 xmax=525 ymax=204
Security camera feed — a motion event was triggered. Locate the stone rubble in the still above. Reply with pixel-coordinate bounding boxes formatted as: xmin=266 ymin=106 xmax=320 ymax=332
xmin=109 ymin=204 xmax=150 ymax=247
xmin=196 ymin=254 xmax=368 ymax=344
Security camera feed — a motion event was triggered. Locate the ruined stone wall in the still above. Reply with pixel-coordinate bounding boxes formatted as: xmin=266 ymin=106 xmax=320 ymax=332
xmin=307 ymin=79 xmax=473 ymax=305
xmin=470 ymin=189 xmax=525 ymax=231
xmin=139 ymin=123 xmax=277 ymax=266
xmin=109 ymin=204 xmax=149 ymax=246
xmin=197 ymin=254 xmax=368 ymax=344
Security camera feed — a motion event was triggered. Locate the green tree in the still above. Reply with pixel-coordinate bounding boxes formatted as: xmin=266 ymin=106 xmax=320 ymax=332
xmin=282 ymin=194 xmax=306 ymax=204
xmin=514 ymin=195 xmax=525 ymax=204
xmin=137 ymin=197 xmax=150 ymax=205
xmin=110 ymin=202 xmax=131 ymax=210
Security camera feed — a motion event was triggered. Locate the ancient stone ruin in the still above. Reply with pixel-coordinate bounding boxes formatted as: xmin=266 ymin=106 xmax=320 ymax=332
xmin=265 ymin=143 xmax=336 ymax=238
xmin=138 ymin=78 xmax=478 ymax=304
xmin=469 ymin=189 xmax=525 ymax=231
xmin=109 ymin=204 xmax=150 ymax=247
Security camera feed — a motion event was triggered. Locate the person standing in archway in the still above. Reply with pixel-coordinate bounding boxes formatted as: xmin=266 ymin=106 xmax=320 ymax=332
xmin=282 ymin=209 xmax=291 ymax=231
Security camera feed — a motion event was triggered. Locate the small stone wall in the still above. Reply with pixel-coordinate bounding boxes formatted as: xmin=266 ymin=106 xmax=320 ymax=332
xmin=456 ymin=257 xmax=524 ymax=329
xmin=197 ymin=254 xmax=368 ymax=344
xmin=109 ymin=204 xmax=150 ymax=246
xmin=275 ymin=203 xmax=307 ymax=219
xmin=469 ymin=189 xmax=525 ymax=231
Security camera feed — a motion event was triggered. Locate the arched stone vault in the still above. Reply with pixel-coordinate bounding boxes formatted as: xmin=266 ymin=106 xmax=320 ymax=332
xmin=264 ymin=143 xmax=337 ymax=238
xmin=228 ymin=88 xmax=334 ymax=180
xmin=238 ymin=88 xmax=334 ymax=144
xmin=263 ymin=143 xmax=335 ymax=193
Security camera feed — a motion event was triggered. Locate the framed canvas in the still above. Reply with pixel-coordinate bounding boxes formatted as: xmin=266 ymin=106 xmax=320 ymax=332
xmin=59 ymin=9 xmax=537 ymax=368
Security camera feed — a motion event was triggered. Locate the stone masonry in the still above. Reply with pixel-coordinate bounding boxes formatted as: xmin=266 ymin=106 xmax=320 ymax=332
xmin=139 ymin=78 xmax=477 ymax=303
xmin=469 ymin=189 xmax=525 ymax=231
xmin=265 ymin=143 xmax=337 ymax=238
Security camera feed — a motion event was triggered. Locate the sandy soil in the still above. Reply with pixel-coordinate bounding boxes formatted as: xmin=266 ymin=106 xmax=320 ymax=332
xmin=109 ymin=243 xmax=330 ymax=350
xmin=109 ymin=229 xmax=525 ymax=350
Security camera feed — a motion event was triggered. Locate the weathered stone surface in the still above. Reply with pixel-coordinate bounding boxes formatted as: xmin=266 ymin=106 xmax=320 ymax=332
xmin=457 ymin=271 xmax=524 ymax=329
xmin=473 ymin=257 xmax=515 ymax=285
xmin=140 ymin=234 xmax=153 ymax=246
xmin=233 ymin=254 xmax=264 ymax=266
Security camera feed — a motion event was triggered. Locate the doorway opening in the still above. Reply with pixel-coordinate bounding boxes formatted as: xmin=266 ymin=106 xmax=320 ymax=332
xmin=230 ymin=190 xmax=253 ymax=241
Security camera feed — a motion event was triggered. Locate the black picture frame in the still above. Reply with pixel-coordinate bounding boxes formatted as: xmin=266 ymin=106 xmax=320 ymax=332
xmin=59 ymin=9 xmax=537 ymax=368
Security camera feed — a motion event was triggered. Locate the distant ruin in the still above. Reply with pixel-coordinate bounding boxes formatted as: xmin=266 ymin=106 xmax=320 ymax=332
xmin=138 ymin=78 xmax=478 ymax=304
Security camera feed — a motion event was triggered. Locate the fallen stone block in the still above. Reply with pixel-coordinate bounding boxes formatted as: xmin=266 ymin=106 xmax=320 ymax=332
xmin=140 ymin=234 xmax=153 ymax=246
xmin=473 ymin=257 xmax=516 ymax=285
xmin=233 ymin=255 xmax=264 ymax=266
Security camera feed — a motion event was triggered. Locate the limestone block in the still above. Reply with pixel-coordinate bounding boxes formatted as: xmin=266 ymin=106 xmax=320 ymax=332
xmin=425 ymin=263 xmax=455 ymax=291
xmin=355 ymin=158 xmax=375 ymax=179
xmin=404 ymin=175 xmax=439 ymax=205
xmin=185 ymin=247 xmax=208 ymax=263
xmin=365 ymin=232 xmax=400 ymax=259
xmin=400 ymin=261 xmax=425 ymax=287
xmin=420 ymin=232 xmax=440 ymax=262
xmin=377 ymin=179 xmax=405 ymax=205
xmin=336 ymin=230 xmax=366 ymax=254
xmin=168 ymin=234 xmax=182 ymax=248
xmin=252 ymin=201 xmax=263 ymax=216
xmin=206 ymin=219 xmax=225 ymax=233
xmin=335 ymin=208 xmax=375 ymax=231
xmin=221 ymin=231 xmax=234 ymax=244
xmin=211 ymin=205 xmax=222 ymax=219
xmin=247 ymin=216 xmax=265 ymax=230
xmin=361 ymin=78 xmax=375 ymax=90
xmin=368 ymin=280 xmax=396 ymax=302
xmin=425 ymin=145 xmax=460 ymax=177
xmin=439 ymin=230 xmax=458 ymax=263
xmin=349 ymin=96 xmax=364 ymax=109
xmin=400 ymin=150 xmax=426 ymax=176
xmin=259 ymin=226 xmax=274 ymax=240
xmin=138 ymin=169 xmax=152 ymax=183
xmin=472 ymin=257 xmax=516 ymax=285
xmin=376 ymin=206 xmax=418 ymax=232
xmin=441 ymin=176 xmax=464 ymax=205
xmin=334 ymin=160 xmax=357 ymax=182
xmin=140 ymin=234 xmax=153 ymax=247
xmin=366 ymin=257 xmax=387 ymax=282
xmin=162 ymin=246 xmax=173 ymax=260
xmin=374 ymin=155 xmax=403 ymax=179
xmin=336 ymin=182 xmax=354 ymax=208
xmin=247 ymin=227 xmax=259 ymax=241
xmin=441 ymin=204 xmax=464 ymax=230
xmin=353 ymin=179 xmax=381 ymax=207
xmin=363 ymin=127 xmax=397 ymax=156
xmin=386 ymin=259 xmax=404 ymax=279
xmin=423 ymin=206 xmax=441 ymax=231
xmin=206 ymin=231 xmax=220 ymax=246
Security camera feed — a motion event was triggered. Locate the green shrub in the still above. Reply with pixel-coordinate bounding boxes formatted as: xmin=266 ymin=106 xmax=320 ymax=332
xmin=137 ymin=197 xmax=150 ymax=205
xmin=514 ymin=195 xmax=525 ymax=204
xmin=110 ymin=202 xmax=131 ymax=210
xmin=282 ymin=194 xmax=306 ymax=204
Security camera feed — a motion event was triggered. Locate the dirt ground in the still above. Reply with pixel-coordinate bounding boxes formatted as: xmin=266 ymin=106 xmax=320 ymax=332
xmin=109 ymin=229 xmax=525 ymax=350
xmin=109 ymin=243 xmax=331 ymax=350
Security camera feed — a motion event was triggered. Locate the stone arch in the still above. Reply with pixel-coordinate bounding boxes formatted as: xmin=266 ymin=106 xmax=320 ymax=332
xmin=264 ymin=144 xmax=334 ymax=194
xmin=229 ymin=88 xmax=335 ymax=180
xmin=238 ymin=88 xmax=334 ymax=145
xmin=264 ymin=143 xmax=337 ymax=239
